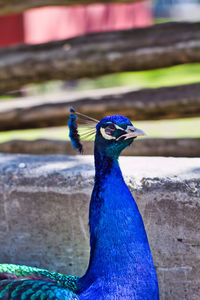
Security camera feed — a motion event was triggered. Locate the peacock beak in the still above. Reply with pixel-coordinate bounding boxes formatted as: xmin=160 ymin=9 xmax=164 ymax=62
xmin=117 ymin=125 xmax=146 ymax=141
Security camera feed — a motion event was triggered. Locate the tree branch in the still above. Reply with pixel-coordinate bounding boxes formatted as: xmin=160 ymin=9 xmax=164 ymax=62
xmin=0 ymin=0 xmax=139 ymax=16
xmin=0 ymin=22 xmax=200 ymax=93
xmin=0 ymin=83 xmax=200 ymax=131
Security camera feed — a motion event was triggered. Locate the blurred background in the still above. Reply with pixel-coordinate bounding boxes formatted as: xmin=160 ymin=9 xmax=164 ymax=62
xmin=0 ymin=0 xmax=200 ymax=157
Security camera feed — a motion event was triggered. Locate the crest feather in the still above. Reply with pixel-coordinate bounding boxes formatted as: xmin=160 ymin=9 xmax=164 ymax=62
xmin=68 ymin=108 xmax=98 ymax=153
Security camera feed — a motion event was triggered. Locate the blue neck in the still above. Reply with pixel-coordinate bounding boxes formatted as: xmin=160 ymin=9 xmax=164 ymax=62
xmin=78 ymin=149 xmax=159 ymax=299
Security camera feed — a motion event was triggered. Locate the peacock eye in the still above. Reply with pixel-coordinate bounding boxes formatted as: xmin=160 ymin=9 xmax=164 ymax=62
xmin=104 ymin=124 xmax=116 ymax=135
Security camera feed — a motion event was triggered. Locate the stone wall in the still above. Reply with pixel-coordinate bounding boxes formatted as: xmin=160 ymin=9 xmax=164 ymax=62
xmin=0 ymin=154 xmax=199 ymax=299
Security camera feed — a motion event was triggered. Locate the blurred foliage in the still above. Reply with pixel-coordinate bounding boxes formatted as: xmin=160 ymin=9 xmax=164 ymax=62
xmin=77 ymin=63 xmax=200 ymax=91
xmin=2 ymin=63 xmax=199 ymax=98
xmin=0 ymin=117 xmax=199 ymax=143
xmin=0 ymin=95 xmax=14 ymax=100
xmin=154 ymin=18 xmax=175 ymax=24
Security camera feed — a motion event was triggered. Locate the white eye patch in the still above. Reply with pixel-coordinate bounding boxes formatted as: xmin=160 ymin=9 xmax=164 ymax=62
xmin=100 ymin=123 xmax=125 ymax=140
xmin=100 ymin=127 xmax=116 ymax=140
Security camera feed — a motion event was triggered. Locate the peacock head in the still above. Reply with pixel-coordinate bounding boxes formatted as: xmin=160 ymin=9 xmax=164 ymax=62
xmin=68 ymin=108 xmax=146 ymax=158
xmin=95 ymin=115 xmax=146 ymax=159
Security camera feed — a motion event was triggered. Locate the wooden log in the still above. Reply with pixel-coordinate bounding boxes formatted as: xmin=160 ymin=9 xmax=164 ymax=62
xmin=0 ymin=83 xmax=200 ymax=130
xmin=0 ymin=138 xmax=199 ymax=157
xmin=0 ymin=22 xmax=200 ymax=93
xmin=0 ymin=0 xmax=139 ymax=16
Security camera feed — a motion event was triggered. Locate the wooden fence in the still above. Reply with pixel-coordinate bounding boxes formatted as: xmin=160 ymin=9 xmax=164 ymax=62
xmin=0 ymin=1 xmax=199 ymax=157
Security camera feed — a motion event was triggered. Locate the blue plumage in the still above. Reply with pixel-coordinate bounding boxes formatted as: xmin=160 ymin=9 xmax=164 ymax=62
xmin=0 ymin=113 xmax=159 ymax=299
xmin=77 ymin=115 xmax=159 ymax=299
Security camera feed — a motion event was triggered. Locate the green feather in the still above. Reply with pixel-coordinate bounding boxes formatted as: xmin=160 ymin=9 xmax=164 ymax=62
xmin=0 ymin=263 xmax=80 ymax=299
xmin=0 ymin=279 xmax=79 ymax=299
xmin=0 ymin=264 xmax=79 ymax=291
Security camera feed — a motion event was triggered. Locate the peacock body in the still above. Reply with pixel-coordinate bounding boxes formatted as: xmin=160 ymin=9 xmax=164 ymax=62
xmin=0 ymin=111 xmax=159 ymax=299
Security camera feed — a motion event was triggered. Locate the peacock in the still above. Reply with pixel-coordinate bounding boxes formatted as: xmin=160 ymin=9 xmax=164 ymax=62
xmin=0 ymin=109 xmax=159 ymax=299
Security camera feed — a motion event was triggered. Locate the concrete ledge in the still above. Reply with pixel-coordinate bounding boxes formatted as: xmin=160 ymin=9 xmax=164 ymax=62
xmin=0 ymin=154 xmax=199 ymax=300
